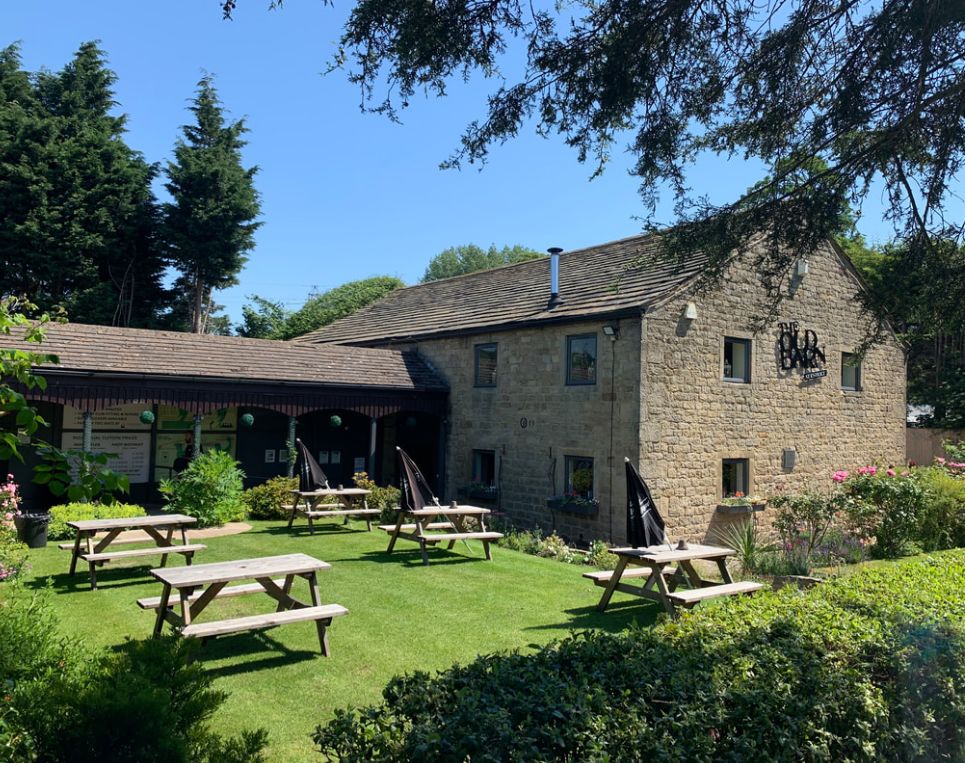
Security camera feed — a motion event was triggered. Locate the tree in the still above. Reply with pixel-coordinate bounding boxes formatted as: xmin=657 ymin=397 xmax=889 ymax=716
xmin=163 ymin=76 xmax=261 ymax=333
xmin=226 ymin=0 xmax=965 ymax=328
xmin=421 ymin=244 xmax=544 ymax=282
xmin=0 ymin=43 xmax=167 ymax=327
xmin=276 ymin=276 xmax=404 ymax=339
xmin=237 ymin=295 xmax=289 ymax=338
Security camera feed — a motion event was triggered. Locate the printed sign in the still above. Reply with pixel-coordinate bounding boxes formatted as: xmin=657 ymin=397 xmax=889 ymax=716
xmin=154 ymin=433 xmax=236 ymax=480
xmin=353 ymin=456 xmax=366 ymax=473
xmin=60 ymin=432 xmax=152 ymax=483
xmin=63 ymin=403 xmax=151 ymax=431
xmin=265 ymin=449 xmax=276 ymax=463
xmin=158 ymin=406 xmax=237 ymax=431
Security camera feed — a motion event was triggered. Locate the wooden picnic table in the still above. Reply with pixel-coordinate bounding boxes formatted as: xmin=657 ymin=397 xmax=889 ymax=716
xmin=379 ymin=503 xmax=503 ymax=565
xmin=286 ymin=488 xmax=378 ymax=534
xmin=65 ymin=514 xmax=206 ymax=590
xmin=139 ymin=553 xmax=348 ymax=655
xmin=585 ymin=543 xmax=762 ymax=617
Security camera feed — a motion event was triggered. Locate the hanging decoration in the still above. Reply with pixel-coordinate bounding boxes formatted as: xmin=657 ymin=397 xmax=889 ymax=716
xmin=240 ymin=413 xmax=255 ymax=428
xmin=329 ymin=414 xmax=342 ymax=428
xmin=139 ymin=410 xmax=155 ymax=425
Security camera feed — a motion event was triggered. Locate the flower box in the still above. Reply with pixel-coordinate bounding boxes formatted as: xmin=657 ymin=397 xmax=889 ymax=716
xmin=715 ymin=501 xmax=767 ymax=515
xmin=457 ymin=485 xmax=499 ymax=504
xmin=547 ymin=497 xmax=599 ymax=516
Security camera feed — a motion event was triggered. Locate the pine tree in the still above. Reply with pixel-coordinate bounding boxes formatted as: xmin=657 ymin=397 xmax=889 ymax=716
xmin=163 ymin=77 xmax=261 ymax=333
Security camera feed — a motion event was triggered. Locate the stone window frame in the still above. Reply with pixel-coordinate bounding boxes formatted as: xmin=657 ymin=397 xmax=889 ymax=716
xmin=564 ymin=454 xmax=595 ymax=499
xmin=722 ymin=335 xmax=752 ymax=384
xmin=474 ymin=343 xmax=498 ymax=387
xmin=471 ymin=449 xmax=497 ymax=486
xmin=721 ymin=457 xmax=751 ymax=498
xmin=565 ymin=333 xmax=598 ymax=386
xmin=841 ymin=352 xmax=862 ymax=392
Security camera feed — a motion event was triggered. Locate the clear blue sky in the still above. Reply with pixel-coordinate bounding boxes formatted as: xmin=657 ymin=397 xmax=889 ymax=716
xmin=5 ymin=1 xmax=904 ymax=325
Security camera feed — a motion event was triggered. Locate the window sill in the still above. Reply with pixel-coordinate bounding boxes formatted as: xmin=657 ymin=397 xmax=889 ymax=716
xmin=722 ymin=378 xmax=751 ymax=384
xmin=716 ymin=502 xmax=767 ymax=515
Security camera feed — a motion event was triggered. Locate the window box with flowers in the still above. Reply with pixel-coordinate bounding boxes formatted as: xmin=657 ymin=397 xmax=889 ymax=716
xmin=457 ymin=483 xmax=499 ymax=504
xmin=716 ymin=492 xmax=767 ymax=514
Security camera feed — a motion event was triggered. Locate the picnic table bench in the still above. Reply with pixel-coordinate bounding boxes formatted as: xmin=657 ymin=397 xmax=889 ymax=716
xmin=286 ymin=488 xmax=378 ymax=534
xmin=65 ymin=514 xmax=205 ymax=590
xmin=380 ymin=503 xmax=503 ymax=565
xmin=587 ymin=543 xmax=762 ymax=617
xmin=140 ymin=553 xmax=347 ymax=655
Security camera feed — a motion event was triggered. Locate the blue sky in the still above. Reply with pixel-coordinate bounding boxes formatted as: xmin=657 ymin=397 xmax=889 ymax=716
xmin=5 ymin=1 xmax=903 ymax=325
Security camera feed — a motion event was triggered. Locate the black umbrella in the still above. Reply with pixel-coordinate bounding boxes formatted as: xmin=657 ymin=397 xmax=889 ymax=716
xmin=625 ymin=458 xmax=669 ymax=549
xmin=296 ymin=438 xmax=330 ymax=492
xmin=397 ymin=447 xmax=440 ymax=511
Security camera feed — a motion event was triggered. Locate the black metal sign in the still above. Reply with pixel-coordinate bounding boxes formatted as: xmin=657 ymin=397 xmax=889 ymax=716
xmin=778 ymin=322 xmax=826 ymax=372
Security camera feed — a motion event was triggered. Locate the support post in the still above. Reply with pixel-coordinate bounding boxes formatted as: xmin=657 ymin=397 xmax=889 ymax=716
xmin=81 ymin=411 xmax=93 ymax=452
xmin=368 ymin=417 xmax=377 ymax=477
xmin=287 ymin=416 xmax=297 ymax=477
xmin=192 ymin=414 xmax=203 ymax=458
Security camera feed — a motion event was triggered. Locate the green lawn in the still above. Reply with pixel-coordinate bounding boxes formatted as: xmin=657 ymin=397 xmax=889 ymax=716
xmin=21 ymin=521 xmax=659 ymax=761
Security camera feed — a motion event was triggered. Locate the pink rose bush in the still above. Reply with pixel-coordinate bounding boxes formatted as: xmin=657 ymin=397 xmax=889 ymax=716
xmin=0 ymin=475 xmax=27 ymax=582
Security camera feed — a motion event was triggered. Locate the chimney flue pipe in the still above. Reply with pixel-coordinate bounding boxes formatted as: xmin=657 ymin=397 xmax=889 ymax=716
xmin=547 ymin=247 xmax=563 ymax=309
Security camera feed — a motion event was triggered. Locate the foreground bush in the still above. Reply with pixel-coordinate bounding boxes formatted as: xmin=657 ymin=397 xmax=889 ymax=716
xmin=314 ymin=552 xmax=965 ymax=761
xmin=47 ymin=502 xmax=147 ymax=541
xmin=242 ymin=476 xmax=298 ymax=520
xmin=160 ymin=450 xmax=246 ymax=527
xmin=0 ymin=585 xmax=267 ymax=761
xmin=915 ymin=466 xmax=965 ymax=551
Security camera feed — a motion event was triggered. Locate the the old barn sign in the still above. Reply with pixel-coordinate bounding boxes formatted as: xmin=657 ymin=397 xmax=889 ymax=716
xmin=778 ymin=321 xmax=827 ymax=377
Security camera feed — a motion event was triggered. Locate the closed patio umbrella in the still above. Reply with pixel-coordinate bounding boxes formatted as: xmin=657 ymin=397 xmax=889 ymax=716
xmin=296 ymin=438 xmax=330 ymax=492
xmin=397 ymin=446 xmax=440 ymax=511
xmin=625 ymin=457 xmax=669 ymax=549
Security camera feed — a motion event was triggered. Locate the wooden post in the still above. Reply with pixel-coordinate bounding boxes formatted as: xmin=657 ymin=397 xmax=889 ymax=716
xmin=192 ymin=414 xmax=203 ymax=458
xmin=286 ymin=416 xmax=297 ymax=477
xmin=81 ymin=411 xmax=93 ymax=452
xmin=368 ymin=417 xmax=377 ymax=476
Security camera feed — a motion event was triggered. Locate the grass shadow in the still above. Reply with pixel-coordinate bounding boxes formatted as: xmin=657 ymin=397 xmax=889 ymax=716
xmin=195 ymin=631 xmax=321 ymax=678
xmin=526 ymin=601 xmax=663 ymax=634
xmin=24 ymin=566 xmax=158 ymax=593
xmin=350 ymin=548 xmax=485 ymax=567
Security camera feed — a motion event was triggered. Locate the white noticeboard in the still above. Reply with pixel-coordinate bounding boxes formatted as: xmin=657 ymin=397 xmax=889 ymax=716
xmin=60 ymin=432 xmax=152 ymax=483
xmin=63 ymin=403 xmax=151 ymax=431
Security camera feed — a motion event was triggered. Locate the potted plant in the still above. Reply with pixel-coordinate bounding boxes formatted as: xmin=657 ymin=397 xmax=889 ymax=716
xmin=716 ymin=492 xmax=767 ymax=514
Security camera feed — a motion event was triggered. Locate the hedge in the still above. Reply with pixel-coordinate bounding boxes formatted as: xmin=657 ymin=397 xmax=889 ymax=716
xmin=314 ymin=552 xmax=965 ymax=761
xmin=48 ymin=502 xmax=147 ymax=541
xmin=242 ymin=476 xmax=298 ymax=520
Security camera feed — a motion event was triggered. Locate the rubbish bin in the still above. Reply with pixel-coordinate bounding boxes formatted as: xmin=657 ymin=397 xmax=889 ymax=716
xmin=15 ymin=513 xmax=50 ymax=549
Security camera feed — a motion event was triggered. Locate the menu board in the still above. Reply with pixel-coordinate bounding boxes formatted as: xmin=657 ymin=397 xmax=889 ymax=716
xmin=63 ymin=403 xmax=151 ymax=431
xmin=60 ymin=432 xmax=152 ymax=483
xmin=157 ymin=406 xmax=237 ymax=431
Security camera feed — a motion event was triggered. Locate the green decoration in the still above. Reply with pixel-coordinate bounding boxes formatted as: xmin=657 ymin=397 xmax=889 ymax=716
xmin=329 ymin=415 xmax=342 ymax=428
xmin=139 ymin=410 xmax=156 ymax=425
xmin=240 ymin=413 xmax=255 ymax=428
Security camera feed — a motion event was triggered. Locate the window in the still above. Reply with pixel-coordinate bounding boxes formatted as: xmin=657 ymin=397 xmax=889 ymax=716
xmin=474 ymin=343 xmax=497 ymax=387
xmin=472 ymin=449 xmax=496 ymax=487
xmin=722 ymin=459 xmax=749 ymax=498
xmin=723 ymin=337 xmax=751 ymax=383
xmin=842 ymin=353 xmax=862 ymax=391
xmin=566 ymin=334 xmax=597 ymax=385
xmin=565 ymin=455 xmax=594 ymax=499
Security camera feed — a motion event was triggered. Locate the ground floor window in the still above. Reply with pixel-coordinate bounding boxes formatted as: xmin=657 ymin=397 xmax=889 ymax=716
xmin=565 ymin=455 xmax=595 ymax=499
xmin=722 ymin=458 xmax=749 ymax=498
xmin=472 ymin=449 xmax=496 ymax=486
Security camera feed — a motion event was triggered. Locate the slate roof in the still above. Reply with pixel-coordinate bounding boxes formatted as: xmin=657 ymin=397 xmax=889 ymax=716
xmin=9 ymin=323 xmax=447 ymax=391
xmin=297 ymin=233 xmax=706 ymax=345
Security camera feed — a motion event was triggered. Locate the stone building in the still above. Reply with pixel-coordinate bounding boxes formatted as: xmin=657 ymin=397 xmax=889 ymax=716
xmin=300 ymin=233 xmax=906 ymax=545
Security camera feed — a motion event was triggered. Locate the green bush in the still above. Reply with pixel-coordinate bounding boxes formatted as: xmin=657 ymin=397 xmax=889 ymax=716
xmin=242 ymin=476 xmax=298 ymax=520
xmin=915 ymin=466 xmax=965 ymax=551
xmin=314 ymin=551 xmax=965 ymax=761
xmin=585 ymin=539 xmax=618 ymax=570
xmin=159 ymin=450 xmax=246 ymax=528
xmin=496 ymin=526 xmax=543 ymax=554
xmin=47 ymin=502 xmax=147 ymax=541
xmin=0 ymin=520 xmax=27 ymax=582
xmin=0 ymin=585 xmax=267 ymax=761
xmin=840 ymin=469 xmax=926 ymax=557
xmin=352 ymin=472 xmax=401 ymax=523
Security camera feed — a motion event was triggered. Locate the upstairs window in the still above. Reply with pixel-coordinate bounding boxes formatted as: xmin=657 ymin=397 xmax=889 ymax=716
xmin=723 ymin=337 xmax=751 ymax=383
xmin=474 ymin=343 xmax=498 ymax=387
xmin=566 ymin=334 xmax=597 ymax=385
xmin=472 ymin=449 xmax=496 ymax=487
xmin=565 ymin=455 xmax=595 ymax=499
xmin=722 ymin=458 xmax=749 ymax=498
xmin=842 ymin=353 xmax=862 ymax=391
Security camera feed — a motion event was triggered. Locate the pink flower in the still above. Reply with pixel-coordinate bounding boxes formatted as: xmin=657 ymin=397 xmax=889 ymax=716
xmin=3 ymin=513 xmax=11 ymax=521
xmin=937 ymin=457 xmax=947 ymax=466
xmin=832 ymin=470 xmax=849 ymax=483
xmin=901 ymin=470 xmax=910 ymax=477
xmin=950 ymin=462 xmax=965 ymax=470
xmin=886 ymin=468 xmax=896 ymax=477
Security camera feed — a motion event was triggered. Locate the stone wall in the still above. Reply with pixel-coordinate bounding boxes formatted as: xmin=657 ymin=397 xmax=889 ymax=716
xmin=411 ymin=317 xmax=643 ymax=544
xmin=640 ymin=241 xmax=907 ymax=543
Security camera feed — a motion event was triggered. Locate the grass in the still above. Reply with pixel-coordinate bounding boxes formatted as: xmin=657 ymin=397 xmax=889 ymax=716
xmin=19 ymin=520 xmax=660 ymax=761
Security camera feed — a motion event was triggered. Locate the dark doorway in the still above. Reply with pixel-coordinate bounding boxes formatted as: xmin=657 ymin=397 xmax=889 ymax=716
xmin=296 ymin=409 xmax=371 ymax=488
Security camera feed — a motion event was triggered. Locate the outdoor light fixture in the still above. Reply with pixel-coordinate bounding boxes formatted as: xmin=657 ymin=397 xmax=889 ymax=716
xmin=602 ymin=324 xmax=619 ymax=339
xmin=683 ymin=301 xmax=698 ymax=320
xmin=796 ymin=259 xmax=810 ymax=277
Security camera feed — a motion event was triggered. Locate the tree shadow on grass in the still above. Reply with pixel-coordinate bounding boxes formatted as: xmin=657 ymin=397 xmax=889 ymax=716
xmin=525 ymin=600 xmax=663 ymax=635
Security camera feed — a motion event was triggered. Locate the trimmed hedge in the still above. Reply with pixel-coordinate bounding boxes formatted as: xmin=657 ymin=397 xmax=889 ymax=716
xmin=314 ymin=552 xmax=965 ymax=761
xmin=48 ymin=502 xmax=147 ymax=541
xmin=242 ymin=476 xmax=299 ymax=520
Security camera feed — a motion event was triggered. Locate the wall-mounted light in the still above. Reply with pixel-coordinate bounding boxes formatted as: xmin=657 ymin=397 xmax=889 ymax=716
xmin=683 ymin=301 xmax=698 ymax=320
xmin=602 ymin=324 xmax=619 ymax=339
xmin=796 ymin=259 xmax=809 ymax=277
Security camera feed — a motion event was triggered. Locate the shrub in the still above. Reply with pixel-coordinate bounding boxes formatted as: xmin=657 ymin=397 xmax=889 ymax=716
xmin=352 ymin=472 xmax=401 ymax=523
xmin=314 ymin=551 xmax=965 ymax=761
xmin=536 ymin=533 xmax=579 ymax=564
xmin=0 ymin=585 xmax=268 ymax=762
xmin=47 ymin=502 xmax=147 ymax=541
xmin=497 ymin=526 xmax=543 ymax=555
xmin=712 ymin=518 xmax=776 ymax=576
xmin=585 ymin=539 xmax=618 ymax=570
xmin=32 ymin=445 xmax=130 ymax=504
xmin=915 ymin=466 xmax=965 ymax=551
xmin=0 ymin=519 xmax=27 ymax=582
xmin=241 ymin=476 xmax=298 ymax=520
xmin=159 ymin=450 xmax=246 ymax=528
xmin=839 ymin=468 xmax=926 ymax=558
